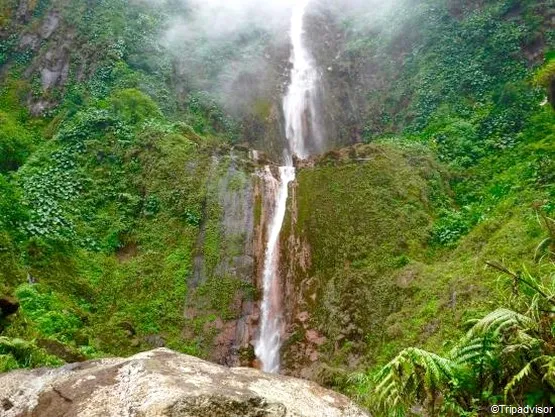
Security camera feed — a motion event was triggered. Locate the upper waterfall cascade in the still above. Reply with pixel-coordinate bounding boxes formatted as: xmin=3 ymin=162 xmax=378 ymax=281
xmin=282 ymin=0 xmax=322 ymax=160
xmin=254 ymin=0 xmax=320 ymax=373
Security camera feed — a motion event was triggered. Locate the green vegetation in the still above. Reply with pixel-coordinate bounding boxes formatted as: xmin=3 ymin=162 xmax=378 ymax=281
xmin=285 ymin=143 xmax=444 ymax=357
xmin=292 ymin=0 xmax=555 ymax=414
xmin=0 ymin=111 xmax=35 ymax=173
xmin=0 ymin=336 xmax=62 ymax=371
xmin=372 ymin=259 xmax=555 ymax=416
xmin=0 ymin=0 xmax=247 ymax=370
xmin=0 ymin=0 xmax=554 ymax=415
xmin=0 ymin=81 xmax=235 ymax=367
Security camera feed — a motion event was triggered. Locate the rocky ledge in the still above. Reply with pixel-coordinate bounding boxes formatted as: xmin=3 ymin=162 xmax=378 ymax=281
xmin=0 ymin=348 xmax=369 ymax=417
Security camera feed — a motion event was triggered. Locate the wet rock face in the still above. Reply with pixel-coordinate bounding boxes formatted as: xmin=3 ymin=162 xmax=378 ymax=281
xmin=0 ymin=348 xmax=369 ymax=417
xmin=279 ymin=144 xmax=445 ymax=379
xmin=185 ymin=153 xmax=260 ymax=367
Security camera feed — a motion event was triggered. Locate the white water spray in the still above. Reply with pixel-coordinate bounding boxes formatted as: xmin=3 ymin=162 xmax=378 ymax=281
xmin=255 ymin=0 xmax=320 ymax=373
xmin=282 ymin=0 xmax=322 ymax=159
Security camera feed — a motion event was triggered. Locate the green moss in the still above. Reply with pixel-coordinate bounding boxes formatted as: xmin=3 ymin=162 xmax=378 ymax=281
xmin=0 ymin=337 xmax=62 ymax=371
xmin=252 ymin=99 xmax=272 ymax=119
xmin=15 ymin=284 xmax=83 ymax=343
xmin=228 ymin=171 xmax=248 ymax=192
xmin=295 ymin=144 xmax=439 ymax=275
xmin=106 ymin=88 xmax=162 ymax=125
xmin=202 ymin=201 xmax=223 ymax=278
xmin=197 ymin=276 xmax=253 ymax=320
xmin=254 ymin=188 xmax=262 ymax=226
xmin=0 ymin=111 xmax=35 ymax=174
xmin=284 ymin=143 xmax=443 ymax=364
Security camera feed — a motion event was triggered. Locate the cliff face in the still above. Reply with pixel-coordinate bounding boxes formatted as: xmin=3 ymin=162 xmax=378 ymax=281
xmin=278 ymin=143 xmax=448 ymax=380
xmin=278 ymin=140 xmax=554 ymax=388
xmin=1 ymin=0 xmax=153 ymax=115
xmin=181 ymin=151 xmax=261 ymax=367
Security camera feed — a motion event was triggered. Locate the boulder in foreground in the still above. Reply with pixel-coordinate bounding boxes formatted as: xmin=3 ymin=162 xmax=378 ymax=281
xmin=0 ymin=348 xmax=369 ymax=417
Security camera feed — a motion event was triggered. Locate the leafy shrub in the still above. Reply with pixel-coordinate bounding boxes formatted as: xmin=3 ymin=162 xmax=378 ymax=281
xmin=0 ymin=111 xmax=34 ymax=173
xmin=0 ymin=35 xmax=16 ymax=66
xmin=431 ymin=206 xmax=483 ymax=246
xmin=142 ymin=195 xmax=160 ymax=218
xmin=427 ymin=118 xmax=483 ymax=167
xmin=55 ymin=108 xmax=132 ymax=145
xmin=184 ymin=209 xmax=201 ymax=226
xmin=107 ymin=88 xmax=162 ymax=125
xmin=15 ymin=284 xmax=83 ymax=342
xmin=186 ymin=92 xmax=239 ymax=139
xmin=0 ymin=175 xmax=26 ymax=233
xmin=534 ymin=59 xmax=555 ymax=89
xmin=534 ymin=58 xmax=555 ymax=109
xmin=0 ymin=337 xmax=62 ymax=371
xmin=20 ymin=148 xmax=81 ymax=240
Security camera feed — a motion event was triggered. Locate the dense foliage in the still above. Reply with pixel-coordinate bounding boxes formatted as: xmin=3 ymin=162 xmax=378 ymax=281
xmin=0 ymin=0 xmax=244 ymax=370
xmin=371 ymin=258 xmax=555 ymax=416
xmin=320 ymin=0 xmax=555 ymax=414
xmin=0 ymin=0 xmax=554 ymax=415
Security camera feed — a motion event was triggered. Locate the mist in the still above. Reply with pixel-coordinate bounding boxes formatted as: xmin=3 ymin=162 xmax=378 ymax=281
xmin=163 ymin=0 xmax=398 ymax=44
xmin=160 ymin=0 xmax=400 ymax=117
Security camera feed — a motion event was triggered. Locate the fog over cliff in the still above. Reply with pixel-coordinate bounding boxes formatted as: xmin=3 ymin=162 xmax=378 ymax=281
xmin=160 ymin=0 xmax=399 ymax=116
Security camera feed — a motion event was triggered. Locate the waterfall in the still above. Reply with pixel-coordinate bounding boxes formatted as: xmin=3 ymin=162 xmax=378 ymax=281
xmin=283 ymin=0 xmax=322 ymax=159
xmin=255 ymin=0 xmax=319 ymax=373
xmin=255 ymin=166 xmax=295 ymax=373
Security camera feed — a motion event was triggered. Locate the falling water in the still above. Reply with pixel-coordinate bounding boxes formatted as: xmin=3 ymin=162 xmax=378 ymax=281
xmin=255 ymin=0 xmax=319 ymax=373
xmin=282 ymin=0 xmax=322 ymax=159
xmin=255 ymin=166 xmax=295 ymax=373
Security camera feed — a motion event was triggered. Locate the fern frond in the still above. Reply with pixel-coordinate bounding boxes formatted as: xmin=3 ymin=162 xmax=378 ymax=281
xmin=502 ymin=330 xmax=543 ymax=353
xmin=534 ymin=237 xmax=552 ymax=260
xmin=375 ymin=347 xmax=459 ymax=413
xmin=347 ymin=372 xmax=372 ymax=386
xmin=504 ymin=362 xmax=534 ymax=399
xmin=541 ymin=356 xmax=555 ymax=388
xmin=451 ymin=335 xmax=499 ymax=365
xmin=465 ymin=309 xmax=535 ymax=339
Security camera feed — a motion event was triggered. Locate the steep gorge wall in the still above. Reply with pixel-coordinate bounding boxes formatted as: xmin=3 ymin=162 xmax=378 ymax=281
xmin=276 ymin=139 xmax=552 ymax=386
xmin=2 ymin=0 xmax=552 ymax=384
xmin=184 ymin=151 xmax=259 ymax=366
xmin=278 ymin=143 xmax=449 ymax=380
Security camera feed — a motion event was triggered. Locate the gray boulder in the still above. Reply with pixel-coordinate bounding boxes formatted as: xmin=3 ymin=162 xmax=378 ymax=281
xmin=0 ymin=348 xmax=369 ymax=417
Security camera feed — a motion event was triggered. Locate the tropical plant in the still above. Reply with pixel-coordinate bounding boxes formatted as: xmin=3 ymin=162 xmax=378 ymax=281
xmin=375 ymin=347 xmax=459 ymax=416
xmin=0 ymin=111 xmax=34 ymax=173
xmin=374 ymin=260 xmax=555 ymax=416
xmin=0 ymin=337 xmax=62 ymax=371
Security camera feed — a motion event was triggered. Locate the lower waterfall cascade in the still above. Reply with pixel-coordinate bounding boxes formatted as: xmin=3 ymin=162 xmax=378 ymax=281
xmin=254 ymin=166 xmax=296 ymax=373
